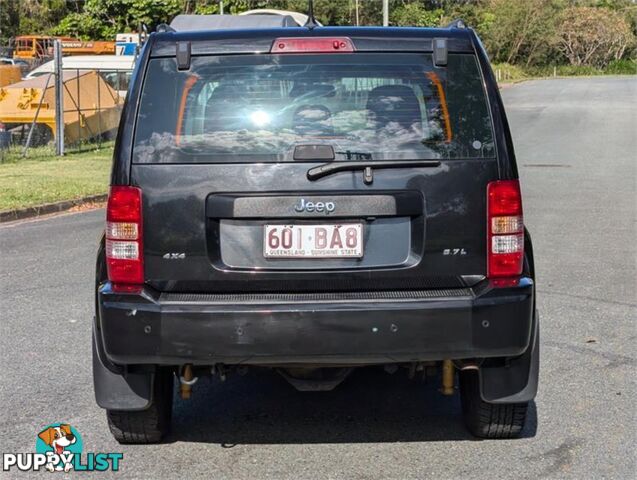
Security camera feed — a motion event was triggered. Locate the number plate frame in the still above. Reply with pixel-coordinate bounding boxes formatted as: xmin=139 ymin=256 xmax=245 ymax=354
xmin=263 ymin=223 xmax=364 ymax=259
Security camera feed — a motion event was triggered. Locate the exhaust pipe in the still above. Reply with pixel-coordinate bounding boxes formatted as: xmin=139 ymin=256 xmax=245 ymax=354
xmin=441 ymin=359 xmax=455 ymax=396
xmin=179 ymin=364 xmax=198 ymax=399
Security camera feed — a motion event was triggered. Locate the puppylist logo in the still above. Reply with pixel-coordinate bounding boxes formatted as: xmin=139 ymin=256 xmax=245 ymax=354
xmin=2 ymin=423 xmax=123 ymax=473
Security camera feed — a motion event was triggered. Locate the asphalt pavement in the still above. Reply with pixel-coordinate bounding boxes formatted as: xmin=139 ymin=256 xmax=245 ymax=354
xmin=0 ymin=76 xmax=635 ymax=479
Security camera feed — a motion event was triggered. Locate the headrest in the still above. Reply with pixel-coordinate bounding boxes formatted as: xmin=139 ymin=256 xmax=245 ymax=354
xmin=366 ymin=85 xmax=422 ymax=131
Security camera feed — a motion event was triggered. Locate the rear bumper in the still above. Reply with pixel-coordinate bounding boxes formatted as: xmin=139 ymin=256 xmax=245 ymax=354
xmin=96 ymin=278 xmax=535 ymax=366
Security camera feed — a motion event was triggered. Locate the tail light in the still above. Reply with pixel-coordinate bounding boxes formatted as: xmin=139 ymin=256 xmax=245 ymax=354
xmin=487 ymin=180 xmax=524 ymax=279
xmin=105 ymin=186 xmax=143 ymax=291
xmin=271 ymin=37 xmax=355 ymax=53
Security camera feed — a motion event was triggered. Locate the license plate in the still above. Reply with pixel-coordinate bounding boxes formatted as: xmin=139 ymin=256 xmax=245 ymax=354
xmin=264 ymin=224 xmax=363 ymax=258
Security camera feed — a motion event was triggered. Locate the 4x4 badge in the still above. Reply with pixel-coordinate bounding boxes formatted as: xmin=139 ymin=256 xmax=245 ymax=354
xmin=163 ymin=253 xmax=186 ymax=259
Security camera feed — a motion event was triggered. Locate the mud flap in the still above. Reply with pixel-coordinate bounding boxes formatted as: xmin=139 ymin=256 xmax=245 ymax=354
xmin=479 ymin=310 xmax=539 ymax=404
xmin=93 ymin=324 xmax=154 ymax=411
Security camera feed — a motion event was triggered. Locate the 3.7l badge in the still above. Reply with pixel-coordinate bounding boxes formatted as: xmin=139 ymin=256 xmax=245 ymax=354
xmin=443 ymin=248 xmax=467 ymax=255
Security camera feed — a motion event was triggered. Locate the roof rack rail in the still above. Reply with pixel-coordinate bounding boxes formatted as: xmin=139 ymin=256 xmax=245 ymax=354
xmin=446 ymin=18 xmax=467 ymax=29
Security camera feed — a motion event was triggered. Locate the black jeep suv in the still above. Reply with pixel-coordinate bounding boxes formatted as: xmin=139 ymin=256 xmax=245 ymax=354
xmin=93 ymin=18 xmax=539 ymax=443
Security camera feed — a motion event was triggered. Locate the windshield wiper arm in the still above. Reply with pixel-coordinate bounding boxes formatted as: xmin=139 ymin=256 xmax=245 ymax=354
xmin=307 ymin=160 xmax=441 ymax=182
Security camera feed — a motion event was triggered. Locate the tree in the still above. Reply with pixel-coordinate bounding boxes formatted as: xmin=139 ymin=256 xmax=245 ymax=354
xmin=283 ymin=0 xmax=355 ymax=26
xmin=555 ymin=6 xmax=635 ymax=67
xmin=0 ymin=0 xmax=68 ymax=40
xmin=55 ymin=0 xmax=182 ymax=39
xmin=393 ymin=3 xmax=444 ymax=27
xmin=478 ymin=0 xmax=561 ymax=66
xmin=7 ymin=0 xmax=636 ymax=68
xmin=0 ymin=0 xmax=20 ymax=45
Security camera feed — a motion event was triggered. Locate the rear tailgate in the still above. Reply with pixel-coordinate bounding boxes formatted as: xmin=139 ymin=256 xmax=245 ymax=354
xmin=131 ymin=43 xmax=498 ymax=293
xmin=134 ymin=160 xmax=495 ymax=292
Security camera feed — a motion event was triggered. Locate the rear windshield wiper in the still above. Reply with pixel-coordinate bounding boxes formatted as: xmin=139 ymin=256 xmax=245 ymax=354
xmin=307 ymin=160 xmax=441 ymax=183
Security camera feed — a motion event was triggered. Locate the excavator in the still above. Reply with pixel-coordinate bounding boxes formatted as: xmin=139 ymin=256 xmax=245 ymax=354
xmin=11 ymin=36 xmax=115 ymax=62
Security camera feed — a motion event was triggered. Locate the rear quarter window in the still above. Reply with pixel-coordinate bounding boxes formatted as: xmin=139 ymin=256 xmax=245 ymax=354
xmin=133 ymin=52 xmax=494 ymax=163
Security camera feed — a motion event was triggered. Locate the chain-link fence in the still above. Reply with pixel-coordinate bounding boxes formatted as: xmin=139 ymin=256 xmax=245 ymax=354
xmin=0 ymin=64 xmax=131 ymax=160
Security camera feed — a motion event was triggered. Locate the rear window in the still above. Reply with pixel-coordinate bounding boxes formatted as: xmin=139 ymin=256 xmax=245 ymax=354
xmin=133 ymin=53 xmax=494 ymax=163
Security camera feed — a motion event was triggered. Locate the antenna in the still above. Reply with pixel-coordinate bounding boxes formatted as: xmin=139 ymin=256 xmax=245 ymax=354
xmin=304 ymin=0 xmax=319 ymax=29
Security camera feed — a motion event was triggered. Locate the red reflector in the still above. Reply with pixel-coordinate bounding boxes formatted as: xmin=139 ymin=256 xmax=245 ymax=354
xmin=489 ymin=251 xmax=524 ymax=279
xmin=487 ymin=180 xmax=524 ymax=279
xmin=105 ymin=186 xmax=144 ymax=286
xmin=271 ymin=37 xmax=355 ymax=53
xmin=492 ymin=277 xmax=520 ymax=288
xmin=108 ymin=259 xmax=144 ymax=287
xmin=111 ymin=279 xmax=143 ymax=294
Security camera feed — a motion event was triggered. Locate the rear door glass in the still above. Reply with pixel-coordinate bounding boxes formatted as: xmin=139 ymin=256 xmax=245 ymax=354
xmin=133 ymin=53 xmax=494 ymax=163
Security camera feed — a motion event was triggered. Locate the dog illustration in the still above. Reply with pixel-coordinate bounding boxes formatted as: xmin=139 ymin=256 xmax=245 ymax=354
xmin=38 ymin=424 xmax=76 ymax=472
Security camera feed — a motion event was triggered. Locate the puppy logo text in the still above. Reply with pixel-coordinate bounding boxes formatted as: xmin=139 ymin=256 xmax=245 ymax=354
xmin=38 ymin=424 xmax=78 ymax=472
xmin=1 ymin=422 xmax=123 ymax=472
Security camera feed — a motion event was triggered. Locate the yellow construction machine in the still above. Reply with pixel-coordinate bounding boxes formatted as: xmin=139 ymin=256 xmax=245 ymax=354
xmin=0 ymin=70 xmax=123 ymax=144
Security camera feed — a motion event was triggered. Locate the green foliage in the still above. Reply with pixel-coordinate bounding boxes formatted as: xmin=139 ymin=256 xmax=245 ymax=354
xmin=490 ymin=63 xmax=528 ymax=81
xmin=493 ymin=59 xmax=636 ymax=81
xmin=605 ymin=58 xmax=637 ymax=74
xmin=393 ymin=3 xmax=444 ymax=27
xmin=478 ymin=0 xmax=561 ymax=66
xmin=283 ymin=0 xmax=356 ymax=26
xmin=54 ymin=0 xmax=182 ymax=39
xmin=554 ymin=64 xmax=603 ymax=76
xmin=193 ymin=3 xmax=220 ymax=15
xmin=0 ymin=0 xmax=68 ymax=42
xmin=55 ymin=12 xmax=114 ymax=40
xmin=4 ymin=0 xmax=637 ymax=72
xmin=129 ymin=0 xmax=183 ymax=27
xmin=443 ymin=2 xmax=494 ymax=32
xmin=0 ymin=0 xmax=20 ymax=44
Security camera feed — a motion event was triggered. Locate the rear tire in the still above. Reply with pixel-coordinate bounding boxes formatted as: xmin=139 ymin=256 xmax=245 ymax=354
xmin=460 ymin=370 xmax=528 ymax=439
xmin=106 ymin=369 xmax=174 ymax=444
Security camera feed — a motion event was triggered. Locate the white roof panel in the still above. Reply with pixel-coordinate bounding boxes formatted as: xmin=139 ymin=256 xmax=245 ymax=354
xmin=169 ymin=14 xmax=298 ymax=32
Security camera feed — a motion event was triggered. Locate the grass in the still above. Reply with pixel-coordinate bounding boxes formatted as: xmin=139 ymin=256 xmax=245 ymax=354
xmin=0 ymin=143 xmax=113 ymax=212
xmin=492 ymin=59 xmax=637 ymax=83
